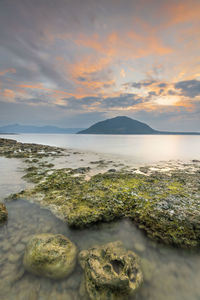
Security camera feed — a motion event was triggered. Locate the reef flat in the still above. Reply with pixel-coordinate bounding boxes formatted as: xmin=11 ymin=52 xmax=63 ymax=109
xmin=1 ymin=138 xmax=200 ymax=248
xmin=0 ymin=137 xmax=65 ymax=159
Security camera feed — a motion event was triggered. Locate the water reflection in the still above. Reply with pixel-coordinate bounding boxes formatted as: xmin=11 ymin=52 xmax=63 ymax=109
xmin=1 ymin=133 xmax=199 ymax=164
xmin=0 ymin=200 xmax=200 ymax=300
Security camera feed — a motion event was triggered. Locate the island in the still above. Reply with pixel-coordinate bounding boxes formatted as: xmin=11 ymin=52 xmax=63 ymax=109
xmin=78 ymin=116 xmax=200 ymax=135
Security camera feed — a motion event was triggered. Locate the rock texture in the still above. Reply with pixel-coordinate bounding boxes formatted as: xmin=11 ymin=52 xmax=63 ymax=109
xmin=79 ymin=241 xmax=143 ymax=300
xmin=0 ymin=203 xmax=8 ymax=223
xmin=23 ymin=233 xmax=77 ymax=279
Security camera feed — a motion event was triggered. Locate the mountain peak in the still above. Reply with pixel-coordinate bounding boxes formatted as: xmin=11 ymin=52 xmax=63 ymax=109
xmin=78 ymin=116 xmax=155 ymax=135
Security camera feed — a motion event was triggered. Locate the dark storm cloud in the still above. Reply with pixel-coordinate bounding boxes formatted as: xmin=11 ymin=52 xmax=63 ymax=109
xmin=174 ymin=80 xmax=200 ymax=98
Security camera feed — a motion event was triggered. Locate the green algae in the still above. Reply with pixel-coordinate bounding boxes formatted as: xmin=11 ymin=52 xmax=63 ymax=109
xmin=1 ymin=137 xmax=200 ymax=248
xmin=23 ymin=233 xmax=77 ymax=279
xmin=0 ymin=138 xmax=65 ymax=160
xmin=0 ymin=203 xmax=8 ymax=223
xmin=11 ymin=167 xmax=200 ymax=248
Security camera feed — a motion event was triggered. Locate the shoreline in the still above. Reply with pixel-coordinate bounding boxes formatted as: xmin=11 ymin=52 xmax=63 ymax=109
xmin=1 ymin=133 xmax=200 ymax=166
xmin=1 ymin=137 xmax=200 ymax=249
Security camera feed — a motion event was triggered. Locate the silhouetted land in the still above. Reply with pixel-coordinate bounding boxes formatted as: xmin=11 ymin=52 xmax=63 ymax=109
xmin=78 ymin=116 xmax=200 ymax=135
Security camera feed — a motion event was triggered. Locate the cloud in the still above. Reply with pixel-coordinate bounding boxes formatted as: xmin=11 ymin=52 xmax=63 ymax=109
xmin=61 ymin=93 xmax=148 ymax=112
xmin=101 ymin=94 xmax=144 ymax=108
xmin=175 ymin=80 xmax=200 ymax=98
xmin=124 ymin=80 xmax=156 ymax=89
xmin=1 ymin=89 xmax=16 ymax=102
xmin=157 ymin=83 xmax=167 ymax=88
xmin=0 ymin=68 xmax=16 ymax=76
xmin=0 ymin=0 xmax=199 ymax=130
xmin=162 ymin=0 xmax=200 ymax=27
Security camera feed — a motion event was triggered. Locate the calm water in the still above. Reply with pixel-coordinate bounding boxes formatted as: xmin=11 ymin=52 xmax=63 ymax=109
xmin=0 ymin=133 xmax=200 ymax=299
xmin=1 ymin=200 xmax=200 ymax=300
xmin=1 ymin=133 xmax=200 ymax=163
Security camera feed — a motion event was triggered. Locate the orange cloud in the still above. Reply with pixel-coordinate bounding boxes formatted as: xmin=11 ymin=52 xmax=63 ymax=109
xmin=17 ymin=83 xmax=50 ymax=90
xmin=1 ymin=89 xmax=16 ymax=102
xmin=0 ymin=68 xmax=16 ymax=76
xmin=74 ymin=30 xmax=172 ymax=59
xmin=59 ymin=55 xmax=115 ymax=98
xmin=62 ymin=29 xmax=172 ymax=98
xmin=161 ymin=1 xmax=200 ymax=27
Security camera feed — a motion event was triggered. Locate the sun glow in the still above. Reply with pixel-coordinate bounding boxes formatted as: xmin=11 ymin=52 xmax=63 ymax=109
xmin=155 ymin=95 xmax=179 ymax=106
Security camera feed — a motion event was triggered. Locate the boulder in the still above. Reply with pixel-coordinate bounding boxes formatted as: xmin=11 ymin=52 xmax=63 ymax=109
xmin=23 ymin=233 xmax=77 ymax=279
xmin=0 ymin=203 xmax=8 ymax=223
xmin=79 ymin=241 xmax=143 ymax=300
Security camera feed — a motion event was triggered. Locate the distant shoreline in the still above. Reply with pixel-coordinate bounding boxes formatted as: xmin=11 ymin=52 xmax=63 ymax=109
xmin=0 ymin=132 xmax=200 ymax=135
xmin=0 ymin=133 xmax=16 ymax=135
xmin=78 ymin=132 xmax=200 ymax=135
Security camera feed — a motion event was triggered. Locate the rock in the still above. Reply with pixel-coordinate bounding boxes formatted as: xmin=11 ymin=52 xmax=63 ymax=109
xmin=15 ymin=243 xmax=25 ymax=253
xmin=23 ymin=233 xmax=77 ymax=279
xmin=73 ymin=167 xmax=91 ymax=174
xmin=79 ymin=241 xmax=143 ymax=300
xmin=0 ymin=203 xmax=8 ymax=223
xmin=108 ymin=169 xmax=117 ymax=173
xmin=21 ymin=236 xmax=30 ymax=244
xmin=2 ymin=242 xmax=11 ymax=253
xmin=8 ymin=253 xmax=20 ymax=264
xmin=12 ymin=151 xmax=200 ymax=248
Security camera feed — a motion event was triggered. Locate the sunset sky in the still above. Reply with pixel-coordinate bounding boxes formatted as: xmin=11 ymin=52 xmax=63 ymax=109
xmin=0 ymin=0 xmax=200 ymax=130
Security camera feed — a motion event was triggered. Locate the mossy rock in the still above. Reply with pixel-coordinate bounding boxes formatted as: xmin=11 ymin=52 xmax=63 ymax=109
xmin=79 ymin=241 xmax=143 ymax=300
xmin=23 ymin=233 xmax=77 ymax=279
xmin=5 ymin=134 xmax=199 ymax=249
xmin=13 ymin=168 xmax=200 ymax=248
xmin=0 ymin=203 xmax=8 ymax=223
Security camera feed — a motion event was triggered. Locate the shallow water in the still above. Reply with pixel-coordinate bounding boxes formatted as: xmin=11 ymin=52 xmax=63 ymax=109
xmin=1 ymin=133 xmax=200 ymax=164
xmin=1 ymin=199 xmax=200 ymax=300
xmin=0 ymin=157 xmax=31 ymax=200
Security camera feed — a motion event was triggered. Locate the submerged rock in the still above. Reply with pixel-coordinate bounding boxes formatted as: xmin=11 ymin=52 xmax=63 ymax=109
xmin=0 ymin=203 xmax=8 ymax=223
xmin=79 ymin=241 xmax=143 ymax=300
xmin=23 ymin=233 xmax=77 ymax=279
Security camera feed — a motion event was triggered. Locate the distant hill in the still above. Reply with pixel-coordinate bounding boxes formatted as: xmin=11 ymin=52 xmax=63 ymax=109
xmin=78 ymin=116 xmax=200 ymax=135
xmin=0 ymin=124 xmax=84 ymax=134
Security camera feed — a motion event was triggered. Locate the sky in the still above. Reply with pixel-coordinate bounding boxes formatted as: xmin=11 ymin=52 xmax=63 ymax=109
xmin=0 ymin=0 xmax=200 ymax=131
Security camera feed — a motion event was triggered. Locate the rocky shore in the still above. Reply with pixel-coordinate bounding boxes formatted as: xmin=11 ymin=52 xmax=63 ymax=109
xmin=1 ymin=138 xmax=199 ymax=249
xmin=0 ymin=137 xmax=200 ymax=299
